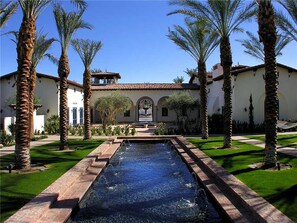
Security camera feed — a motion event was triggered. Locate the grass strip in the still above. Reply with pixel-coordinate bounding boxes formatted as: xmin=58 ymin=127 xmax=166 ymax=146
xmin=246 ymin=134 xmax=297 ymax=148
xmin=0 ymin=139 xmax=106 ymax=223
xmin=187 ymin=137 xmax=297 ymax=222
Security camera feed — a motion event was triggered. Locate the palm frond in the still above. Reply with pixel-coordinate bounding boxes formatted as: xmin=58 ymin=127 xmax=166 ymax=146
xmin=3 ymin=30 xmax=18 ymax=44
xmin=168 ymin=17 xmax=219 ymax=63
xmin=70 ymin=0 xmax=87 ymax=10
xmin=44 ymin=53 xmax=59 ymax=66
xmin=0 ymin=0 xmax=18 ymax=29
xmin=276 ymin=0 xmax=297 ymax=43
xmin=237 ymin=31 xmax=292 ymax=61
xmin=32 ymin=31 xmax=56 ymax=68
xmin=18 ymin=0 xmax=51 ymax=19
xmin=53 ymin=4 xmax=92 ymax=51
xmin=71 ymin=38 xmax=103 ymax=68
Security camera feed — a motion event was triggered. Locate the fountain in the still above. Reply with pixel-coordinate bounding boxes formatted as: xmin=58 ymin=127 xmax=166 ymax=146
xmin=70 ymin=141 xmax=222 ymax=223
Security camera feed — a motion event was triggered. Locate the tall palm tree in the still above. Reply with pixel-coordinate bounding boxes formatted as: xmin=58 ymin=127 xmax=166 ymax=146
xmin=169 ymin=0 xmax=256 ymax=148
xmin=71 ymin=39 xmax=102 ymax=140
xmin=238 ymin=31 xmax=291 ymax=61
xmin=14 ymin=0 xmax=51 ymax=170
xmin=53 ymin=4 xmax=92 ymax=150
xmin=0 ymin=0 xmax=17 ymax=29
xmin=5 ymin=30 xmax=55 ymax=138
xmin=257 ymin=0 xmax=278 ymax=167
xmin=276 ymin=0 xmax=297 ymax=43
xmin=168 ymin=19 xmax=219 ymax=139
xmin=29 ymin=32 xmax=55 ymax=138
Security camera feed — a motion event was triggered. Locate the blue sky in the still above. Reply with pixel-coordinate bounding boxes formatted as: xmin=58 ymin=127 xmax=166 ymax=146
xmin=0 ymin=0 xmax=296 ymax=84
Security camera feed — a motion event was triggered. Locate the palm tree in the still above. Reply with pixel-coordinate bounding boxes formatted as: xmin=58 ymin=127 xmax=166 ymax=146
xmin=168 ymin=19 xmax=219 ymax=139
xmin=14 ymin=0 xmax=51 ymax=170
xmin=5 ymin=30 xmax=55 ymax=138
xmin=53 ymin=4 xmax=92 ymax=150
xmin=238 ymin=31 xmax=291 ymax=61
xmin=71 ymin=39 xmax=102 ymax=140
xmin=276 ymin=0 xmax=297 ymax=43
xmin=257 ymin=0 xmax=278 ymax=167
xmin=0 ymin=0 xmax=17 ymax=29
xmin=169 ymin=0 xmax=256 ymax=148
xmin=29 ymin=32 xmax=56 ymax=138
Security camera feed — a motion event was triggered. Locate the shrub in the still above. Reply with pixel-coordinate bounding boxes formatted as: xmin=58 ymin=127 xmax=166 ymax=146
xmin=131 ymin=128 xmax=136 ymax=136
xmin=155 ymin=123 xmax=168 ymax=135
xmin=0 ymin=130 xmax=14 ymax=146
xmin=208 ymin=113 xmax=224 ymax=134
xmin=124 ymin=125 xmax=130 ymax=136
xmin=91 ymin=127 xmax=96 ymax=136
xmin=44 ymin=115 xmax=59 ymax=134
xmin=114 ymin=126 xmax=122 ymax=135
xmin=97 ymin=127 xmax=103 ymax=136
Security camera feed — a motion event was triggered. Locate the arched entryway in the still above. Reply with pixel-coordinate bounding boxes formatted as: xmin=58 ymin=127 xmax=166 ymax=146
xmin=137 ymin=97 xmax=153 ymax=122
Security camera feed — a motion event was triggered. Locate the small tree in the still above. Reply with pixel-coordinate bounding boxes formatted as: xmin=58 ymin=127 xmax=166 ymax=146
xmin=173 ymin=76 xmax=184 ymax=83
xmin=166 ymin=91 xmax=199 ymax=133
xmin=249 ymin=94 xmax=254 ymax=131
xmin=95 ymin=92 xmax=132 ymax=126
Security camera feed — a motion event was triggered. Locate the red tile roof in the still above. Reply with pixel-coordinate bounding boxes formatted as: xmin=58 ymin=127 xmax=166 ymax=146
xmin=92 ymin=83 xmax=199 ymax=91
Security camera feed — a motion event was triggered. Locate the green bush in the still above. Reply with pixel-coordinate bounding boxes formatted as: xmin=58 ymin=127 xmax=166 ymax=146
xmin=44 ymin=115 xmax=59 ymax=134
xmin=91 ymin=127 xmax=96 ymax=136
xmin=97 ymin=127 xmax=103 ymax=136
xmin=114 ymin=126 xmax=122 ymax=135
xmin=131 ymin=128 xmax=136 ymax=136
xmin=155 ymin=122 xmax=168 ymax=135
xmin=0 ymin=130 xmax=14 ymax=146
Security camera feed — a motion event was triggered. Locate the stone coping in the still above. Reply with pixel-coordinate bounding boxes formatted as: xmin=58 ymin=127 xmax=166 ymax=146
xmin=174 ymin=136 xmax=294 ymax=223
xmin=5 ymin=136 xmax=294 ymax=223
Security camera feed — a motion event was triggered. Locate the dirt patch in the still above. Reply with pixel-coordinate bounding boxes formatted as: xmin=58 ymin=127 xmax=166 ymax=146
xmin=249 ymin=162 xmax=292 ymax=171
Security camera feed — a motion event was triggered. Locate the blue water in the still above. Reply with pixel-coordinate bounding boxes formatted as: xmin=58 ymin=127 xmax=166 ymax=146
xmin=71 ymin=141 xmax=222 ymax=223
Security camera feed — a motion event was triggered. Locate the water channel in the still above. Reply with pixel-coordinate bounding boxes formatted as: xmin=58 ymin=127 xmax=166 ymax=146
xmin=70 ymin=141 xmax=223 ymax=223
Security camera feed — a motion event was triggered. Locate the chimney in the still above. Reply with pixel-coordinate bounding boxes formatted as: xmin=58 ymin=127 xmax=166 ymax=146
xmin=212 ymin=63 xmax=223 ymax=78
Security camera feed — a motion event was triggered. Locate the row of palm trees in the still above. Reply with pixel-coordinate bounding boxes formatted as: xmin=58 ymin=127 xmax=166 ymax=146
xmin=1 ymin=0 xmax=102 ymax=170
xmin=1 ymin=0 xmax=296 ymax=170
xmin=168 ymin=0 xmax=296 ymax=167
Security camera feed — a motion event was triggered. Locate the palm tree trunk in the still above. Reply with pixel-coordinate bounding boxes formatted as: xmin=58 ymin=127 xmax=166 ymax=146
xmin=83 ymin=68 xmax=91 ymax=139
xmin=198 ymin=60 xmax=208 ymax=139
xmin=58 ymin=51 xmax=70 ymax=150
xmin=220 ymin=37 xmax=233 ymax=148
xmin=258 ymin=0 xmax=278 ymax=167
xmin=15 ymin=17 xmax=36 ymax=170
xmin=29 ymin=66 xmax=36 ymax=139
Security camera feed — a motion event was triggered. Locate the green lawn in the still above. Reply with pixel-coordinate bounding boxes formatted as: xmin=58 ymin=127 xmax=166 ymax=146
xmin=0 ymin=139 xmax=105 ymax=223
xmin=187 ymin=137 xmax=297 ymax=222
xmin=246 ymin=134 xmax=297 ymax=148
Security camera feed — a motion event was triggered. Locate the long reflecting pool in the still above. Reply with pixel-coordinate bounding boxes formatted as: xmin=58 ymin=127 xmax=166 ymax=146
xmin=70 ymin=141 xmax=223 ymax=223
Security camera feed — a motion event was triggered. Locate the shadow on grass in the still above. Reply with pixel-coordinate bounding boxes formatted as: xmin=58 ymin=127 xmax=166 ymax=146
xmin=265 ymin=185 xmax=297 ymax=222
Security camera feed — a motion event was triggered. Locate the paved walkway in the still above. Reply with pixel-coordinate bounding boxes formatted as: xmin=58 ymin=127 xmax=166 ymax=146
xmin=232 ymin=135 xmax=297 ymax=157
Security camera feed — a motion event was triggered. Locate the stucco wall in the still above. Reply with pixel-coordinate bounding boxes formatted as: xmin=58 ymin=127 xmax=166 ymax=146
xmin=0 ymin=74 xmax=83 ymax=129
xmin=207 ymin=65 xmax=297 ymax=124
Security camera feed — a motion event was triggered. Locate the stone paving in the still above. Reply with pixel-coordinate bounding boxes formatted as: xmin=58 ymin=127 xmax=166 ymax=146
xmin=232 ymin=135 xmax=297 ymax=157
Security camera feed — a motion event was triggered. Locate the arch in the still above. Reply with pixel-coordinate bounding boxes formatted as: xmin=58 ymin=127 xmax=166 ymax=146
xmin=137 ymin=97 xmax=154 ymax=122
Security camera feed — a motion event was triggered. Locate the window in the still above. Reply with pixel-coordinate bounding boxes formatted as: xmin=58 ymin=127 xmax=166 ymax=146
xmin=124 ymin=110 xmax=130 ymax=117
xmin=79 ymin=107 xmax=83 ymax=124
xmin=73 ymin=107 xmax=77 ymax=125
xmin=162 ymin=107 xmax=168 ymax=117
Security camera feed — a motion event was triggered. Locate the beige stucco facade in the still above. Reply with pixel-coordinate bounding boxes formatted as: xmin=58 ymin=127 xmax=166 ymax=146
xmin=204 ymin=63 xmax=297 ymax=124
xmin=0 ymin=72 xmax=84 ymax=129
